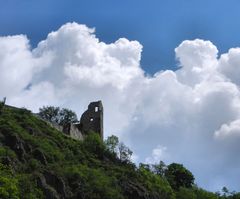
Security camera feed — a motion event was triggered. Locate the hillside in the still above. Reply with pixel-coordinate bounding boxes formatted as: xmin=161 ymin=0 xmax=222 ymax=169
xmin=0 ymin=106 xmax=238 ymax=199
xmin=0 ymin=106 xmax=176 ymax=199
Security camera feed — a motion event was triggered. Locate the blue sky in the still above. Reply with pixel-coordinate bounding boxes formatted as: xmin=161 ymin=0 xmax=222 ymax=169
xmin=2 ymin=0 xmax=240 ymax=73
xmin=2 ymin=0 xmax=240 ymax=191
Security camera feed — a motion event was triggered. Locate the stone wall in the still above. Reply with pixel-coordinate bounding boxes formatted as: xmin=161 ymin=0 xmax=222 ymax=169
xmin=4 ymin=100 xmax=104 ymax=141
xmin=79 ymin=101 xmax=103 ymax=140
xmin=63 ymin=123 xmax=84 ymax=140
xmin=61 ymin=101 xmax=104 ymax=140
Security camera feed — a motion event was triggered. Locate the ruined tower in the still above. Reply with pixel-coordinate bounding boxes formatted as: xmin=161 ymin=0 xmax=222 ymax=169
xmin=79 ymin=101 xmax=103 ymax=139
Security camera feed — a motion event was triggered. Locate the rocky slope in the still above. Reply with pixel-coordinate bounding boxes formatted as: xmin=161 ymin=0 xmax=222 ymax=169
xmin=0 ymin=106 xmax=174 ymax=199
xmin=1 ymin=105 xmax=236 ymax=199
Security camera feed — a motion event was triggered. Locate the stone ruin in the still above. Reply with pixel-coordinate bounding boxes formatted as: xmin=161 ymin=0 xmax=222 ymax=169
xmin=62 ymin=101 xmax=103 ymax=140
xmin=0 ymin=97 xmax=103 ymax=140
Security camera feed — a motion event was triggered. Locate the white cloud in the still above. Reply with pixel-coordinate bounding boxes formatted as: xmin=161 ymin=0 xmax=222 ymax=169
xmin=215 ymin=119 xmax=240 ymax=139
xmin=9 ymin=82 xmax=59 ymax=111
xmin=33 ymin=23 xmax=143 ymax=89
xmin=218 ymin=48 xmax=240 ymax=85
xmin=0 ymin=35 xmax=51 ymax=98
xmin=175 ymin=39 xmax=219 ymax=87
xmin=145 ymin=145 xmax=168 ymax=164
xmin=1 ymin=22 xmax=240 ymax=191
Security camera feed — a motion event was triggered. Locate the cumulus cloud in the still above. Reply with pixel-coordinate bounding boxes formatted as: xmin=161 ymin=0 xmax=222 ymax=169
xmin=145 ymin=145 xmax=168 ymax=164
xmin=0 ymin=35 xmax=51 ymax=98
xmin=1 ymin=22 xmax=240 ymax=191
xmin=33 ymin=23 xmax=143 ymax=89
xmin=175 ymin=39 xmax=219 ymax=86
xmin=215 ymin=119 xmax=240 ymax=139
xmin=218 ymin=48 xmax=240 ymax=85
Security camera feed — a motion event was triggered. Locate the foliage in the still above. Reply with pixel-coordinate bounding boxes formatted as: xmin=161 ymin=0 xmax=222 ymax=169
xmin=193 ymin=187 xmax=219 ymax=199
xmin=18 ymin=174 xmax=44 ymax=199
xmin=152 ymin=160 xmax=167 ymax=176
xmin=0 ymin=163 xmax=19 ymax=199
xmin=64 ymin=165 xmax=124 ymax=199
xmin=139 ymin=163 xmax=151 ymax=171
xmin=176 ymin=187 xmax=197 ymax=199
xmin=0 ymin=97 xmax=6 ymax=114
xmin=59 ymin=108 xmax=78 ymax=126
xmin=118 ymin=142 xmax=133 ymax=163
xmin=0 ymin=146 xmax=16 ymax=159
xmin=165 ymin=163 xmax=195 ymax=190
xmin=105 ymin=135 xmax=133 ymax=163
xmin=0 ymin=106 xmax=239 ymax=199
xmin=105 ymin=135 xmax=119 ymax=154
xmin=38 ymin=106 xmax=78 ymax=126
xmin=83 ymin=132 xmax=105 ymax=158
xmin=138 ymin=164 xmax=175 ymax=199
xmin=39 ymin=106 xmax=60 ymax=123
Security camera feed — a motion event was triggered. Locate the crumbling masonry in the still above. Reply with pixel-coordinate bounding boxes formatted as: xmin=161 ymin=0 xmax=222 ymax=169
xmin=62 ymin=101 xmax=103 ymax=140
xmin=1 ymin=98 xmax=103 ymax=140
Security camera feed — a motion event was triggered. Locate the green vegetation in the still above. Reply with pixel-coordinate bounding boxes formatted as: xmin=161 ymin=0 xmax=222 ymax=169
xmin=165 ymin=163 xmax=195 ymax=190
xmin=0 ymin=97 xmax=6 ymax=114
xmin=105 ymin=135 xmax=133 ymax=162
xmin=0 ymin=163 xmax=19 ymax=199
xmin=0 ymin=106 xmax=239 ymax=198
xmin=38 ymin=106 xmax=78 ymax=126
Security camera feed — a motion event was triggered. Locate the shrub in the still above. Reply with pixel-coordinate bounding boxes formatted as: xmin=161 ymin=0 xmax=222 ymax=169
xmin=83 ymin=132 xmax=105 ymax=158
xmin=0 ymin=164 xmax=20 ymax=199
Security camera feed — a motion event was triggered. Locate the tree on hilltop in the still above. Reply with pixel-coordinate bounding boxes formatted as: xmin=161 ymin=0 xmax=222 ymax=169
xmin=39 ymin=106 xmax=78 ymax=126
xmin=165 ymin=163 xmax=194 ymax=190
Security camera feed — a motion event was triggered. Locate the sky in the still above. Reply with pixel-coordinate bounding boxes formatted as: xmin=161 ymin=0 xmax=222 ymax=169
xmin=1 ymin=0 xmax=240 ymax=191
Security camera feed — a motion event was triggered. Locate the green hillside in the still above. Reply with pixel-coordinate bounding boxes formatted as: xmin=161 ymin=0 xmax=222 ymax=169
xmin=0 ymin=106 xmax=238 ymax=199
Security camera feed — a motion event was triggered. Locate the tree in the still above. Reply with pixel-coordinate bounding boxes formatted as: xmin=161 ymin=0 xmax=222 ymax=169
xmin=118 ymin=142 xmax=133 ymax=163
xmin=165 ymin=163 xmax=194 ymax=190
xmin=105 ymin=135 xmax=119 ymax=154
xmin=0 ymin=97 xmax=6 ymax=114
xmin=39 ymin=106 xmax=78 ymax=126
xmin=152 ymin=161 xmax=167 ymax=177
xmin=222 ymin=186 xmax=229 ymax=197
xmin=39 ymin=106 xmax=60 ymax=124
xmin=139 ymin=163 xmax=151 ymax=171
xmin=59 ymin=108 xmax=78 ymax=126
xmin=104 ymin=135 xmax=133 ymax=162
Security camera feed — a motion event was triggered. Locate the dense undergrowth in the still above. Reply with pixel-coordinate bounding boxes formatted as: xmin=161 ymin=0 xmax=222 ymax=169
xmin=0 ymin=106 xmax=239 ymax=199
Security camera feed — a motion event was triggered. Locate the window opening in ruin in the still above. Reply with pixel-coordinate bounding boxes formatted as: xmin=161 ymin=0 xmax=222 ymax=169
xmin=90 ymin=118 xmax=94 ymax=122
xmin=95 ymin=107 xmax=99 ymax=112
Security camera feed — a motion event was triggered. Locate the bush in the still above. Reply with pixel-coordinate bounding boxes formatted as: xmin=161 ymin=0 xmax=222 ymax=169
xmin=64 ymin=165 xmax=124 ymax=199
xmin=0 ymin=164 xmax=19 ymax=199
xmin=138 ymin=165 xmax=175 ymax=199
xmin=193 ymin=187 xmax=218 ymax=199
xmin=28 ymin=159 xmax=41 ymax=171
xmin=176 ymin=187 xmax=196 ymax=199
xmin=18 ymin=174 xmax=44 ymax=199
xmin=83 ymin=132 xmax=105 ymax=158
xmin=0 ymin=147 xmax=16 ymax=159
